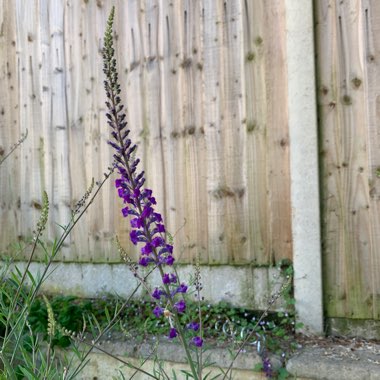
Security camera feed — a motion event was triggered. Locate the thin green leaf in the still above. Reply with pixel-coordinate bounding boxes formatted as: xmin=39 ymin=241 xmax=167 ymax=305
xmin=18 ymin=366 xmax=40 ymax=380
xmin=25 ymin=269 xmax=36 ymax=287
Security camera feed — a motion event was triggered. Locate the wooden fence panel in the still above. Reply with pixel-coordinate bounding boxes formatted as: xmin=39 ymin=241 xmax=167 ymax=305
xmin=316 ymin=0 xmax=380 ymax=320
xmin=0 ymin=0 xmax=292 ymax=266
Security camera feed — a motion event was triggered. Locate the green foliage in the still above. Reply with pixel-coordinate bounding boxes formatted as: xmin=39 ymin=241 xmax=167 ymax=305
xmin=253 ymin=362 xmax=263 ymax=372
xmin=277 ymin=367 xmax=291 ymax=379
xmin=28 ymin=296 xmax=92 ymax=348
xmin=0 ymin=132 xmax=114 ymax=379
xmin=25 ymin=293 xmax=299 ymax=352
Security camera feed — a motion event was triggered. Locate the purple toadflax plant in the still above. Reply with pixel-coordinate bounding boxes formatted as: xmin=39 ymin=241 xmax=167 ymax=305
xmin=102 ymin=8 xmax=202 ymax=373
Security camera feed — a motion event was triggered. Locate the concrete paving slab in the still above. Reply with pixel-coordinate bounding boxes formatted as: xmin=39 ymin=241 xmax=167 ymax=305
xmin=287 ymin=344 xmax=380 ymax=380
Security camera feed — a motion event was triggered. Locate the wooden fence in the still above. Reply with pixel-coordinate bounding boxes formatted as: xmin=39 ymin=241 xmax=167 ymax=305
xmin=1 ymin=0 xmax=380 ymax=323
xmin=0 ymin=0 xmax=292 ymax=265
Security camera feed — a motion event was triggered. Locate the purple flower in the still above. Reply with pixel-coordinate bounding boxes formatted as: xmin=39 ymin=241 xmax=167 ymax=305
xmin=169 ymin=273 xmax=177 ymax=283
xmin=138 ymin=256 xmax=150 ymax=267
xmin=165 ymin=255 xmax=175 ymax=266
xmin=187 ymin=322 xmax=199 ymax=331
xmin=141 ymin=243 xmax=152 ymax=255
xmin=153 ymin=212 xmax=162 ymax=222
xmin=151 ymin=236 xmax=164 ymax=248
xmin=130 ymin=230 xmax=139 ymax=245
xmin=156 ymin=224 xmax=165 ymax=233
xmin=262 ymin=357 xmax=273 ymax=378
xmin=121 ymin=207 xmax=129 ymax=217
xmin=130 ymin=217 xmax=143 ymax=228
xmin=141 ymin=205 xmax=153 ymax=219
xmin=152 ymin=288 xmax=163 ymax=300
xmin=153 ymin=306 xmax=163 ymax=318
xmin=163 ymin=272 xmax=178 ymax=285
xmin=123 ymin=193 xmax=134 ymax=205
xmin=176 ymin=283 xmax=188 ymax=293
xmin=174 ymin=299 xmax=186 ymax=313
xmin=191 ymin=336 xmax=203 ymax=347
xmin=168 ymin=328 xmax=177 ymax=339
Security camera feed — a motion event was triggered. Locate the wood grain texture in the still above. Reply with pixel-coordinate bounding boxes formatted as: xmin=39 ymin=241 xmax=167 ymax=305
xmin=0 ymin=0 xmax=292 ymax=266
xmin=0 ymin=0 xmax=21 ymax=254
xmin=316 ymin=0 xmax=380 ymax=319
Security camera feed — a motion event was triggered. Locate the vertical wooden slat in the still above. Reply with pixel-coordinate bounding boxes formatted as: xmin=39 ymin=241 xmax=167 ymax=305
xmin=202 ymin=1 xmax=228 ymax=264
xmin=242 ymin=0 xmax=269 ymax=264
xmin=49 ymin=0 xmax=72 ymax=259
xmin=0 ymin=1 xmax=20 ymax=249
xmin=264 ymin=2 xmax=292 ymax=264
xmin=15 ymin=0 xmax=47 ymax=259
xmin=176 ymin=0 xmax=208 ymax=263
xmin=221 ymin=0 xmax=248 ymax=263
xmin=364 ymin=0 xmax=380 ymax=320
xmin=64 ymin=0 xmax=91 ymax=261
xmin=157 ymin=0 xmax=186 ymax=262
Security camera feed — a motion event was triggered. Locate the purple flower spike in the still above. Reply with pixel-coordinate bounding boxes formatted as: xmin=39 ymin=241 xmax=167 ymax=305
xmin=174 ymin=299 xmax=186 ymax=313
xmin=169 ymin=328 xmax=178 ymax=339
xmin=191 ymin=336 xmax=203 ymax=347
xmin=103 ymin=10 xmax=191 ymax=341
xmin=187 ymin=322 xmax=199 ymax=331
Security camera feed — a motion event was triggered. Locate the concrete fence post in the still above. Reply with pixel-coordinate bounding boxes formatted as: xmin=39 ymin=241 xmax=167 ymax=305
xmin=285 ymin=0 xmax=324 ymax=334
